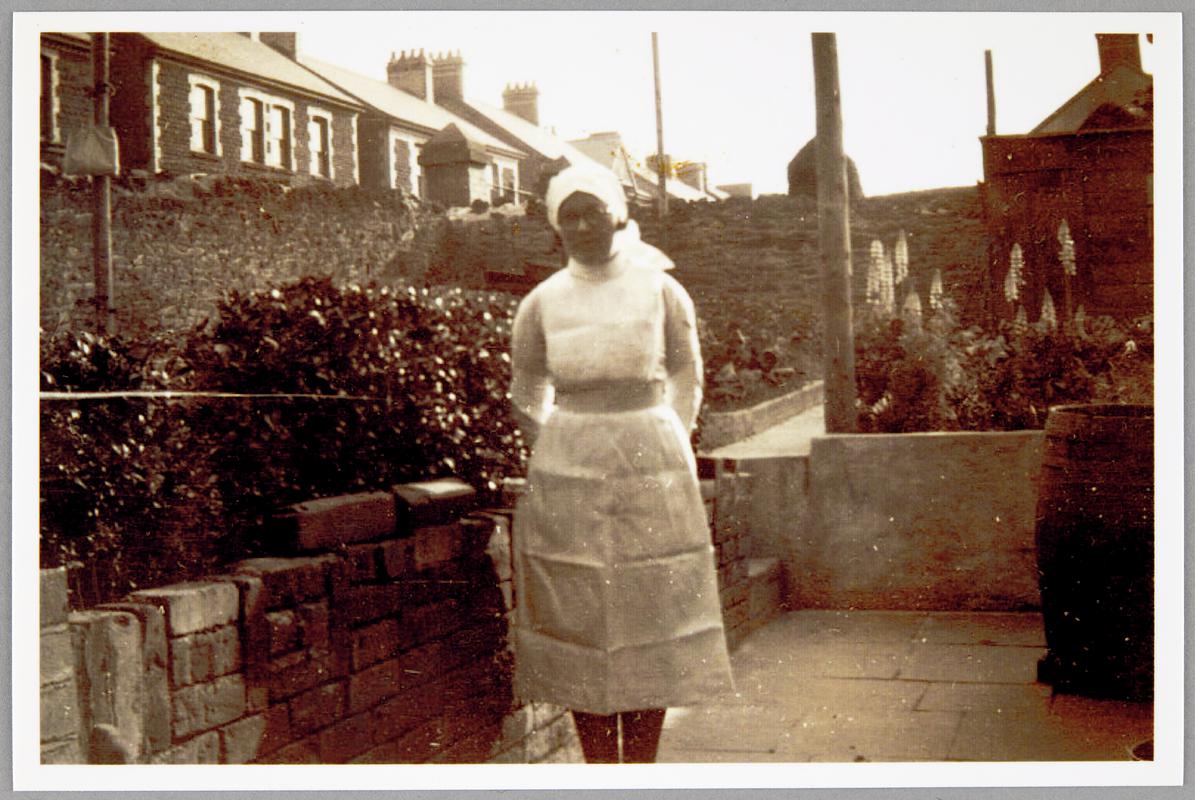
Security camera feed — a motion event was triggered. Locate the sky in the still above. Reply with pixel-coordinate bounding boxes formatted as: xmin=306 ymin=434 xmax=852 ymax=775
xmin=296 ymin=11 xmax=1161 ymax=197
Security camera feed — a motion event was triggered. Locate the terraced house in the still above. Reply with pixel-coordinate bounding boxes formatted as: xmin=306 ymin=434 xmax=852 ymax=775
xmin=297 ymin=49 xmax=525 ymax=206
xmin=41 ymin=32 xmax=367 ymax=187
xmin=40 ymin=32 xmax=539 ymax=209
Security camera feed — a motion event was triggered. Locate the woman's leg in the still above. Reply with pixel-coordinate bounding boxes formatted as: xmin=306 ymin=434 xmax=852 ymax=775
xmin=619 ymin=708 xmax=666 ymax=763
xmin=571 ymin=710 xmax=620 ymax=763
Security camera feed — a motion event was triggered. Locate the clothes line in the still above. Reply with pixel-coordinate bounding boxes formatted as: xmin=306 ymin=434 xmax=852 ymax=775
xmin=39 ymin=389 xmax=385 ymax=402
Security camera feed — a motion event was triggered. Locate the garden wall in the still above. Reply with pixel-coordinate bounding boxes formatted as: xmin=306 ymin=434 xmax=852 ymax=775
xmin=40 ymin=568 xmax=83 ymax=764
xmin=797 ymin=430 xmax=1046 ymax=610
xmin=728 ymin=431 xmax=1046 ymax=612
xmin=41 ymin=473 xmax=756 ymax=764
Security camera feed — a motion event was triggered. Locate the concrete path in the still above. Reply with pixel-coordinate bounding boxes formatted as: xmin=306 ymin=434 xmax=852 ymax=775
xmin=703 ymin=404 xmax=825 ymax=460
xmin=658 ymin=610 xmax=1152 ymax=762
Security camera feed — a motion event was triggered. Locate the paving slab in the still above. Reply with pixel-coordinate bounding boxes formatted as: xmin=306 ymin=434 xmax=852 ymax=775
xmin=758 ymin=677 xmax=930 ymax=715
xmin=659 ymin=748 xmax=811 ymax=763
xmin=914 ymin=612 xmax=1047 ymax=647
xmin=737 ymin=609 xmax=927 ymax=647
xmin=655 ymin=610 xmax=1153 ymax=764
xmin=787 ymin=708 xmax=964 ymax=762
xmin=898 ymin=642 xmax=1046 ymax=683
xmin=661 ymin=703 xmax=804 ymax=753
xmin=735 ymin=640 xmax=910 ymax=683
xmin=947 ymin=701 xmax=1150 ymax=761
xmin=916 ymin=681 xmax=1053 ymax=714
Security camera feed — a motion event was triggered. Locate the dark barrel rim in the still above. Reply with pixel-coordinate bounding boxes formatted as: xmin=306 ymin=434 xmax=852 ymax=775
xmin=1048 ymin=403 xmax=1153 ymax=420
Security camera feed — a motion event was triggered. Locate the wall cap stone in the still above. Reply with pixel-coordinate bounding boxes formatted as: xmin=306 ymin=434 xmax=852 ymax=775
xmin=128 ymin=582 xmax=239 ymax=636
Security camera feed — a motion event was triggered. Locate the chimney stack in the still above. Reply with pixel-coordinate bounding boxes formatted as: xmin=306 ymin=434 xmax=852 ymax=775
xmin=388 ymin=50 xmax=434 ymax=101
xmin=502 ymin=82 xmax=540 ymax=125
xmin=1096 ymin=33 xmax=1142 ymax=74
xmin=259 ymin=32 xmax=298 ymax=60
xmin=432 ymin=51 xmax=465 ymax=104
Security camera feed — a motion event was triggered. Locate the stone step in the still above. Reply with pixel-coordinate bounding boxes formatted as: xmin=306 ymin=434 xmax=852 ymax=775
xmin=746 ymin=557 xmax=785 ymax=634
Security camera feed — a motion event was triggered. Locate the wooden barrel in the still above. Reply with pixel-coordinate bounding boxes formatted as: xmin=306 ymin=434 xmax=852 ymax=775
xmin=1034 ymin=404 xmax=1153 ymax=700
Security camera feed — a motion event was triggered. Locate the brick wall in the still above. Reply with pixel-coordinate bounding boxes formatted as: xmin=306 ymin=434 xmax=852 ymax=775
xmin=42 ymin=470 xmax=757 ymax=764
xmin=43 ymin=480 xmax=587 ymax=764
xmin=707 ymin=466 xmax=752 ymax=649
xmin=981 ymin=128 xmax=1152 ymax=320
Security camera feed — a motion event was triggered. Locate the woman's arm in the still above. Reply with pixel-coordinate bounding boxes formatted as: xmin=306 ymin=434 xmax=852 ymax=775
xmin=662 ymin=275 xmax=703 ymax=433
xmin=510 ymin=290 xmax=550 ymax=447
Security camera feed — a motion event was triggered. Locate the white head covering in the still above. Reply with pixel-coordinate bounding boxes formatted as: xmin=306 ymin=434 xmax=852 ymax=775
xmin=545 ymin=164 xmax=628 ymax=231
xmin=544 ymin=164 xmax=674 ymax=271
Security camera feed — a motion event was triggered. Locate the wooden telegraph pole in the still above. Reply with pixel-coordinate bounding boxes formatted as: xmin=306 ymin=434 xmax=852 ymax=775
xmin=92 ymin=32 xmax=115 ymax=335
xmin=652 ymin=32 xmax=668 ymax=225
xmin=985 ymin=50 xmax=997 ymax=136
xmin=811 ymin=32 xmax=856 ymax=433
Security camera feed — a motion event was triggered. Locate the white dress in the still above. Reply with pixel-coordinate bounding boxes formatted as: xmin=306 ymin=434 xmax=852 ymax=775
xmin=509 ymin=252 xmax=735 ymax=714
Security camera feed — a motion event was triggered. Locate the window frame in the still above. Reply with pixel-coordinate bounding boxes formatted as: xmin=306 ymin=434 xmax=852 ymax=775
xmin=238 ymin=87 xmax=295 ymax=171
xmin=40 ymin=49 xmax=60 ymax=144
xmin=388 ymin=129 xmax=424 ymax=195
xmin=307 ymin=106 xmax=334 ymax=180
xmin=187 ymin=73 xmax=222 ymax=157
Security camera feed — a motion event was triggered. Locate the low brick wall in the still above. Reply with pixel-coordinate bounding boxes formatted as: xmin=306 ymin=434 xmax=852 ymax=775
xmin=42 ymin=471 xmax=762 ymax=764
xmin=46 ymin=480 xmax=585 ymax=764
xmin=795 ymin=430 xmax=1046 ymax=610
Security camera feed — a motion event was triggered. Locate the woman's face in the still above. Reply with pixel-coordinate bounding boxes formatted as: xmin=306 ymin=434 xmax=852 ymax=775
xmin=557 ymin=192 xmax=616 ymax=266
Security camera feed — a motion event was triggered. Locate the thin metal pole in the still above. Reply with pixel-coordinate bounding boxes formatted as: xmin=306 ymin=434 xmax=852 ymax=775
xmin=91 ymin=32 xmax=114 ymax=335
xmin=811 ymin=32 xmax=856 ymax=433
xmin=652 ymin=33 xmax=668 ymax=224
xmin=985 ymin=50 xmax=997 ymax=137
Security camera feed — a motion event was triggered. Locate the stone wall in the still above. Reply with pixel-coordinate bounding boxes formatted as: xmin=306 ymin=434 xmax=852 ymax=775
xmin=40 ymin=568 xmax=83 ymax=764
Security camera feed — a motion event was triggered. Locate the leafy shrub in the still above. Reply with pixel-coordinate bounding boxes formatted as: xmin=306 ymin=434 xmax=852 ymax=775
xmin=181 ymin=277 xmax=525 ymax=540
xmin=855 ymin=303 xmax=1154 ymax=432
xmin=40 ymin=332 xmax=228 ymax=604
xmin=40 ymin=278 xmax=527 ymax=603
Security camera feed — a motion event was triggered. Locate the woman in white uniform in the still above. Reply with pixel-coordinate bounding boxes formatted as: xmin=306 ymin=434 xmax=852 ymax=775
xmin=510 ymin=165 xmax=734 ymax=763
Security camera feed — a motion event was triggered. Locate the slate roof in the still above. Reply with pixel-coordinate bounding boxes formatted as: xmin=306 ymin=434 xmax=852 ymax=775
xmin=1031 ymin=63 xmax=1152 ymax=134
xmin=139 ymin=32 xmax=360 ymax=107
xmin=444 ymin=97 xmax=603 ymax=168
xmin=297 ymin=54 xmax=521 ymax=156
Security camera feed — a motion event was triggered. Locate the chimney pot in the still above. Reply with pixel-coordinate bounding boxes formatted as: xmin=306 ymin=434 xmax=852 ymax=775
xmin=388 ymin=48 xmax=434 ymax=101
xmin=432 ymin=52 xmax=465 ymax=104
xmin=502 ymin=81 xmax=540 ymax=126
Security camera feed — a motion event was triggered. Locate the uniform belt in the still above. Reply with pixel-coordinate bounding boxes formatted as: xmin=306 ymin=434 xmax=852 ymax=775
xmin=554 ymin=382 xmax=664 ymax=413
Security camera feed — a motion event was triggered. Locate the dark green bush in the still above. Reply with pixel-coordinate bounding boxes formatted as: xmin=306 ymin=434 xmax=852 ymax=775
xmin=40 ymin=278 xmax=527 ymax=603
xmin=40 ymin=332 xmax=228 ymax=603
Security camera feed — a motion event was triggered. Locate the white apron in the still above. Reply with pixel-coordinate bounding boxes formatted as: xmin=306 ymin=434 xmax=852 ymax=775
xmin=509 ymin=259 xmax=734 ymax=713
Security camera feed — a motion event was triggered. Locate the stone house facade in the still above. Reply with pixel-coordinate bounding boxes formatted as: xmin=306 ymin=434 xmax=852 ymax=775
xmin=41 ymin=32 xmax=364 ymax=188
xmin=39 ymin=33 xmax=96 ymax=167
